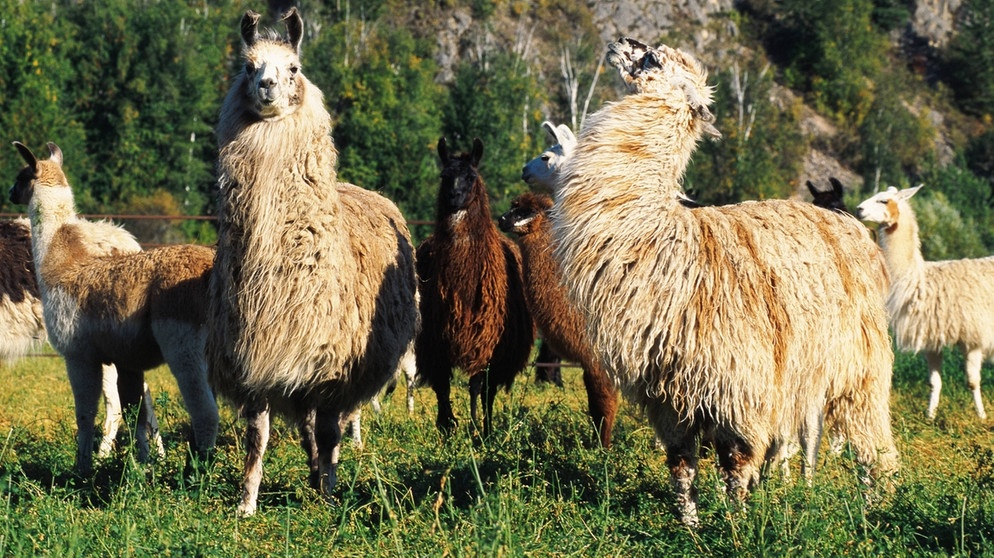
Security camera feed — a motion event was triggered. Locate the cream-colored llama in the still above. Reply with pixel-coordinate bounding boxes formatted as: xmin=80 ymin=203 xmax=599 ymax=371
xmin=857 ymin=185 xmax=994 ymax=420
xmin=209 ymin=8 xmax=419 ymax=516
xmin=550 ymin=38 xmax=897 ymax=526
xmin=10 ymin=142 xmax=218 ymax=475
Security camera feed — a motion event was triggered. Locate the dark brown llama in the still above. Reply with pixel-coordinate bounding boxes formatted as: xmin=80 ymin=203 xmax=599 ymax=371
xmin=807 ymin=177 xmax=848 ymax=213
xmin=416 ymin=137 xmax=534 ymax=435
xmin=498 ymin=192 xmax=619 ymax=448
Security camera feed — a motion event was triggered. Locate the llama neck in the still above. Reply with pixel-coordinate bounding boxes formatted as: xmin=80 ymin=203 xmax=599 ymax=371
xmin=27 ymin=185 xmax=78 ymax=277
xmin=516 ymin=220 xmax=559 ymax=290
xmin=877 ymin=205 xmax=925 ymax=284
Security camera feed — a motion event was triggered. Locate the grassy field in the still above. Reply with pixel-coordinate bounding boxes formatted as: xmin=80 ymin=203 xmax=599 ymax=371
xmin=1 ymin=346 xmax=992 ymax=556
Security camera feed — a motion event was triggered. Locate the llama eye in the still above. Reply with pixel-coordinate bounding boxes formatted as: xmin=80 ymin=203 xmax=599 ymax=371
xmin=541 ymin=155 xmax=550 ymax=162
xmin=245 ymin=63 xmax=257 ymax=75
xmin=290 ymin=65 xmax=299 ymax=75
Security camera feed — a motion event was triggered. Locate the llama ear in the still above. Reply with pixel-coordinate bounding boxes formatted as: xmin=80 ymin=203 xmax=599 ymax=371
xmin=542 ymin=121 xmax=558 ymax=142
xmin=12 ymin=141 xmax=37 ymax=169
xmin=900 ymin=184 xmax=924 ymax=200
xmin=829 ymin=177 xmax=844 ymax=196
xmin=557 ymin=124 xmax=577 ymax=147
xmin=46 ymin=142 xmax=63 ymax=166
xmin=283 ymin=7 xmax=303 ymax=55
xmin=241 ymin=10 xmax=261 ymax=47
xmin=437 ymin=137 xmax=448 ymax=163
xmin=471 ymin=138 xmax=484 ymax=167
xmin=806 ymin=180 xmax=818 ymax=197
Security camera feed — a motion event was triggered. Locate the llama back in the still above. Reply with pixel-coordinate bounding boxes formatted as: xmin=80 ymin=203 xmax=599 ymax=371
xmin=558 ymin=197 xmax=891 ymax=431
xmin=0 ymin=220 xmax=45 ymax=361
xmin=890 ymin=256 xmax=994 ymax=354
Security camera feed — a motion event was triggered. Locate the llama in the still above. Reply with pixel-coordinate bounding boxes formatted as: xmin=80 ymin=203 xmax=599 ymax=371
xmin=416 ymin=137 xmax=534 ymax=435
xmin=550 ymin=38 xmax=897 ymax=526
xmin=9 ymin=142 xmax=218 ymax=476
xmin=498 ymin=191 xmax=618 ymax=448
xmin=520 ymin=121 xmax=579 ymax=386
xmin=521 ymin=121 xmax=577 ymax=193
xmin=808 ymin=177 xmax=848 ymax=213
xmin=857 ymin=185 xmax=994 ymax=420
xmin=209 ymin=8 xmax=419 ymax=516
xmin=1 ymin=219 xmax=166 ymax=460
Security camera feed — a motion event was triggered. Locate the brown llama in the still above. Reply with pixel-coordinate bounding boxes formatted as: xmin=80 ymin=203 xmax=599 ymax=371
xmin=416 ymin=137 xmax=534 ymax=435
xmin=209 ymin=8 xmax=419 ymax=516
xmin=10 ymin=142 xmax=218 ymax=476
xmin=498 ymin=191 xmax=618 ymax=448
xmin=0 ymin=218 xmax=164 ymax=459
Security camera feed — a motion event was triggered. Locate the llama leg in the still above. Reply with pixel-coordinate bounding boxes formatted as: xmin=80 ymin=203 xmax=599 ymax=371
xmin=581 ymin=365 xmax=618 ymax=449
xmin=65 ymin=357 xmax=103 ymax=475
xmin=429 ymin=369 xmax=456 ymax=432
xmin=469 ymin=373 xmax=485 ymax=433
xmin=115 ymin=367 xmax=150 ymax=463
xmin=646 ymin=402 xmax=700 ymax=526
xmin=349 ymin=408 xmax=363 ymax=450
xmin=238 ymin=399 xmax=270 ymax=517
xmin=142 ymin=383 xmax=165 ymax=458
xmin=97 ymin=364 xmax=122 ymax=458
xmin=403 ymin=351 xmax=417 ymax=414
xmin=925 ymin=351 xmax=943 ymax=419
xmin=714 ymin=432 xmax=761 ymax=505
xmin=315 ymin=408 xmax=345 ymax=500
xmin=298 ymin=407 xmax=320 ymax=489
xmin=160 ymin=330 xmax=219 ymax=459
xmin=964 ymin=349 xmax=987 ymax=420
xmin=535 ymin=341 xmax=563 ymax=387
xmin=799 ymin=405 xmax=825 ymax=483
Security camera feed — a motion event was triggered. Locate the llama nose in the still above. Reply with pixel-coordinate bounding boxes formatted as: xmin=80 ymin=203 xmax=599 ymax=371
xmin=259 ymin=77 xmax=276 ymax=89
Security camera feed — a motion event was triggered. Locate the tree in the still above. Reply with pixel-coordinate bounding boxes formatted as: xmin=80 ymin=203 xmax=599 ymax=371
xmin=943 ymin=0 xmax=994 ymax=117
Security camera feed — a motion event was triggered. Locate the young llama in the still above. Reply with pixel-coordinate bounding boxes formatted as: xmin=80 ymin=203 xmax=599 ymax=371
xmin=0 ymin=218 xmax=164 ymax=459
xmin=550 ymin=38 xmax=897 ymax=526
xmin=499 ymin=191 xmax=618 ymax=448
xmin=209 ymin=8 xmax=419 ymax=516
xmin=416 ymin=137 xmax=534 ymax=435
xmin=857 ymin=185 xmax=994 ymax=420
xmin=10 ymin=142 xmax=217 ymax=476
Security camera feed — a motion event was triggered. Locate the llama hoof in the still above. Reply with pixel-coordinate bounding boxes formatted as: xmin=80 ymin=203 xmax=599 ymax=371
xmin=236 ymin=501 xmax=257 ymax=518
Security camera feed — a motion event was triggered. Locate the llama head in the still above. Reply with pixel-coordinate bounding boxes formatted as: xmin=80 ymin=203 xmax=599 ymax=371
xmin=855 ymin=185 xmax=923 ymax=230
xmin=498 ymin=191 xmax=553 ymax=236
xmin=436 ymin=137 xmax=486 ymax=216
xmin=521 ymin=121 xmax=577 ymax=192
xmin=10 ymin=142 xmax=68 ymax=206
xmin=605 ymin=37 xmax=720 ymax=140
xmin=238 ymin=8 xmax=306 ymax=120
xmin=807 ymin=177 xmax=848 ymax=213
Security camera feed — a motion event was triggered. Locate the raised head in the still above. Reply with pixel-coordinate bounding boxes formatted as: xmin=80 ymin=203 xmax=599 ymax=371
xmin=10 ymin=142 xmax=67 ymax=205
xmin=855 ymin=185 xmax=923 ymax=230
xmin=436 ymin=137 xmax=486 ymax=215
xmin=238 ymin=8 xmax=306 ymax=120
xmin=498 ymin=191 xmax=553 ymax=236
xmin=605 ymin=37 xmax=720 ymax=139
xmin=807 ymin=177 xmax=848 ymax=213
xmin=521 ymin=121 xmax=577 ymax=192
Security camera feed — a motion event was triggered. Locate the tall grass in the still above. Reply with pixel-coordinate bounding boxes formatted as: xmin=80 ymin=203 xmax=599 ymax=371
xmin=0 ymin=346 xmax=992 ymax=556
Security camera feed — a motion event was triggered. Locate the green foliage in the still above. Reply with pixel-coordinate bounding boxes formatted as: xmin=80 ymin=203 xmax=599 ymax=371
xmin=0 ymin=0 xmax=86 ymax=211
xmin=442 ymin=51 xmax=546 ymax=217
xmin=856 ymin=70 xmax=935 ymax=186
xmin=943 ymin=0 xmax=994 ymax=118
xmin=306 ymin=10 xmax=445 ymax=240
xmin=684 ymin=60 xmax=807 ymax=204
xmin=917 ymin=158 xmax=994 ymax=255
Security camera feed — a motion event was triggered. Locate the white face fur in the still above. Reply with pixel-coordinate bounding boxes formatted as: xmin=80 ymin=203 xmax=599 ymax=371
xmin=244 ymin=41 xmax=303 ymax=119
xmin=855 ymin=185 xmax=923 ymax=226
xmin=521 ymin=122 xmax=577 ymax=190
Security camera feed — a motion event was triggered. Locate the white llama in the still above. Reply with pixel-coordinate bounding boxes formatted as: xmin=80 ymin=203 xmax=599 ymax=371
xmin=857 ymin=185 xmax=994 ymax=420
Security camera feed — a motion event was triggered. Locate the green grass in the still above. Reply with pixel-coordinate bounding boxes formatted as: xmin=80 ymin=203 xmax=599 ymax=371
xmin=1 ymin=347 xmax=993 ymax=556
